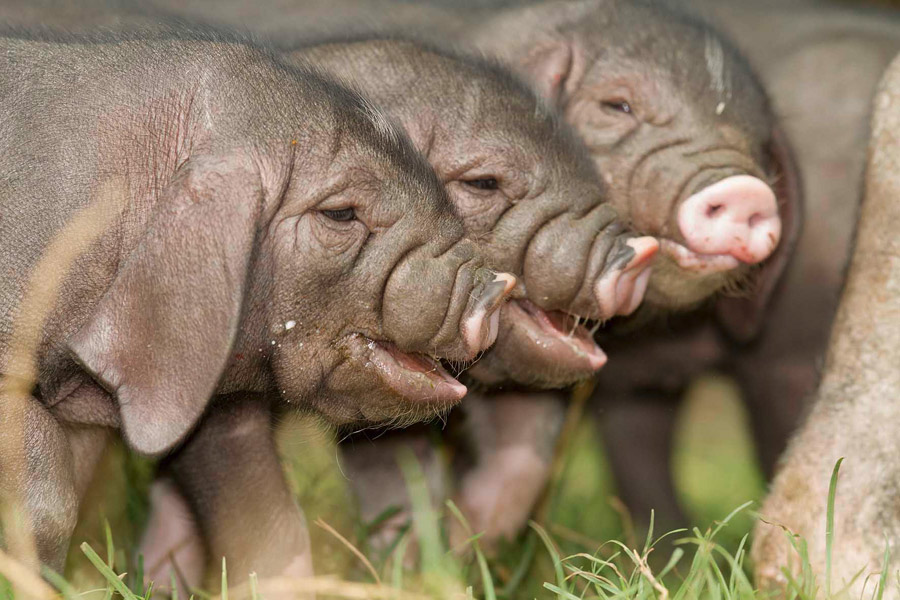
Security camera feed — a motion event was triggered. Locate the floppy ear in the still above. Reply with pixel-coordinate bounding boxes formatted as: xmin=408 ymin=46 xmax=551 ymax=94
xmin=715 ymin=127 xmax=804 ymax=343
xmin=69 ymin=155 xmax=265 ymax=456
xmin=520 ymin=39 xmax=577 ymax=104
xmin=476 ymin=0 xmax=600 ymax=105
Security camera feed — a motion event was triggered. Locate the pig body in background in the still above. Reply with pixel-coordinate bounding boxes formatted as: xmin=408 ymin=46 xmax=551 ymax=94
xmin=751 ymin=49 xmax=900 ymax=599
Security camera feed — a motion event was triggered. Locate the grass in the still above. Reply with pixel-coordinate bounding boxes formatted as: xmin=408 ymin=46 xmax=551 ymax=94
xmin=0 ymin=374 xmax=893 ymax=599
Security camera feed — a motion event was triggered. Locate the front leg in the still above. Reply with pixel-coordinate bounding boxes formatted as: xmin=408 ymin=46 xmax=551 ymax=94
xmin=167 ymin=393 xmax=313 ymax=591
xmin=0 ymin=390 xmax=109 ymax=575
xmin=451 ymin=390 xmax=566 ymax=552
xmin=340 ymin=424 xmax=447 ymax=558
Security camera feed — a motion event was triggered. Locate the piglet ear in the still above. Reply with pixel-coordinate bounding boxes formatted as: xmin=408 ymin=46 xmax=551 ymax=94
xmin=520 ymin=39 xmax=580 ymax=105
xmin=716 ymin=127 xmax=804 ymax=343
xmin=69 ymin=155 xmax=265 ymax=456
xmin=472 ymin=1 xmax=595 ymax=105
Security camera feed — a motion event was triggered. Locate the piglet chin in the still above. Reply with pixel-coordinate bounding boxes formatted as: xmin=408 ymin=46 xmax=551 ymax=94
xmin=347 ymin=334 xmax=467 ymax=404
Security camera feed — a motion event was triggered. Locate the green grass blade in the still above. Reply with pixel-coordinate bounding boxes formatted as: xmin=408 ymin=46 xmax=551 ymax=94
xmin=81 ymin=542 xmax=141 ymax=600
xmin=542 ymin=582 xmax=582 ymax=600
xmin=500 ymin=532 xmax=538 ymax=600
xmin=875 ymin=536 xmax=891 ymax=600
xmin=391 ymin=533 xmax=410 ymax=592
xmin=398 ymin=450 xmax=445 ymax=576
xmin=221 ymin=557 xmax=228 ymax=600
xmin=530 ymin=521 xmax=569 ymax=597
xmin=134 ymin=554 xmax=144 ymax=598
xmin=446 ymin=500 xmax=496 ymax=600
xmin=643 ymin=511 xmax=655 ymax=556
xmin=826 ymin=457 xmax=844 ymax=599
xmin=249 ymin=572 xmax=259 ymax=600
xmin=40 ymin=566 xmax=77 ymax=600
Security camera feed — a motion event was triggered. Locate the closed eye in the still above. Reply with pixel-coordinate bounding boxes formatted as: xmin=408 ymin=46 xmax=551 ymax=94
xmin=463 ymin=177 xmax=499 ymax=191
xmin=321 ymin=208 xmax=356 ymax=221
xmin=602 ymin=100 xmax=632 ymax=114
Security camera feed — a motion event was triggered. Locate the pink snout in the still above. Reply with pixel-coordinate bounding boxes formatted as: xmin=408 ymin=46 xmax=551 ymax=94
xmin=594 ymin=236 xmax=659 ymax=319
xmin=677 ymin=175 xmax=781 ymax=264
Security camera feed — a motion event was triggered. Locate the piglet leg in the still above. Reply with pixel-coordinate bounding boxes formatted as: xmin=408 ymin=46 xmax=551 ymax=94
xmin=139 ymin=477 xmax=206 ymax=597
xmin=340 ymin=424 xmax=447 ymax=565
xmin=450 ymin=390 xmax=565 ymax=553
xmin=167 ymin=393 xmax=313 ymax=596
xmin=0 ymin=391 xmax=108 ymax=575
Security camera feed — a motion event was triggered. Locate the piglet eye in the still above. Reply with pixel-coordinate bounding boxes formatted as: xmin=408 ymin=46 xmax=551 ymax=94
xmin=602 ymin=99 xmax=632 ymax=114
xmin=322 ymin=208 xmax=356 ymax=222
xmin=464 ymin=177 xmax=499 ymax=191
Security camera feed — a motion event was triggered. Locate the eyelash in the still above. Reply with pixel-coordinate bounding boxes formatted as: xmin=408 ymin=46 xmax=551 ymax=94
xmin=463 ymin=177 xmax=500 ymax=190
xmin=321 ymin=208 xmax=356 ymax=222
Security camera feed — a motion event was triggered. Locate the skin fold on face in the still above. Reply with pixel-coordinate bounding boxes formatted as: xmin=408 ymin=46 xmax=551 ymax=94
xmin=288 ymin=39 xmax=659 ymax=388
xmin=473 ymin=0 xmax=790 ymax=314
xmin=244 ymin=107 xmax=517 ymax=427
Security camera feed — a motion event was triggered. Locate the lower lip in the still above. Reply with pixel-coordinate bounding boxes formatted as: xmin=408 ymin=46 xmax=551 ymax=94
xmin=511 ymin=300 xmax=607 ymax=370
xmin=659 ymin=240 xmax=740 ymax=274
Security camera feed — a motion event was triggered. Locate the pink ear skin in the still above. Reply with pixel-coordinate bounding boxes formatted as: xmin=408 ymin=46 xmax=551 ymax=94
xmin=69 ymin=155 xmax=266 ymax=456
xmin=715 ymin=127 xmax=804 ymax=343
xmin=521 ymin=38 xmax=585 ymax=106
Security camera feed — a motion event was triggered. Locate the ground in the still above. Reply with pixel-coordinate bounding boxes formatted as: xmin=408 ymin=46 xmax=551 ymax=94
xmin=49 ymin=371 xmax=776 ymax=599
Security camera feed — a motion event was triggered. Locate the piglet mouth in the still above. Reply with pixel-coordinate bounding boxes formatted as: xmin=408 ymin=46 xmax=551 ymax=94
xmin=508 ymin=299 xmax=607 ymax=372
xmin=345 ymin=334 xmax=467 ymax=405
xmin=659 ymin=239 xmax=741 ymax=275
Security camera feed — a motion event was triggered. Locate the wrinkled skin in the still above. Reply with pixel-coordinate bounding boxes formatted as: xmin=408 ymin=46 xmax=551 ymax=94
xmin=329 ymin=0 xmax=803 ymax=550
xmin=139 ymin=37 xmax=658 ymax=585
xmin=452 ymin=0 xmax=900 ymax=551
xmin=288 ymin=38 xmax=659 ymax=558
xmin=586 ymin=0 xmax=900 ymax=538
xmin=288 ymin=40 xmax=657 ymax=387
xmin=0 ymin=30 xmax=513 ymax=588
xmin=124 ymin=0 xmax=803 ymax=552
xmin=130 ymin=0 xmax=793 ymax=312
xmin=750 ymin=55 xmax=900 ymax=599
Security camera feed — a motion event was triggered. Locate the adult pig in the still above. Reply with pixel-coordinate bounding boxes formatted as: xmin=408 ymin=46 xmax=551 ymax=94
xmin=0 ymin=27 xmax=512 ymax=587
xmin=751 ymin=52 xmax=900 ymax=599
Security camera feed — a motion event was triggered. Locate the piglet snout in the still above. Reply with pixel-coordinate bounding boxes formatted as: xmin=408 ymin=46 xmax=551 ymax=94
xmin=594 ymin=236 xmax=659 ymax=319
xmin=677 ymin=175 xmax=781 ymax=264
xmin=462 ymin=270 xmax=517 ymax=357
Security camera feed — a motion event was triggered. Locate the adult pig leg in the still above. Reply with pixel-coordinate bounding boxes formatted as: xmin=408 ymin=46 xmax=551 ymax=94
xmin=752 ymin=58 xmax=900 ymax=597
xmin=167 ymin=393 xmax=313 ymax=591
